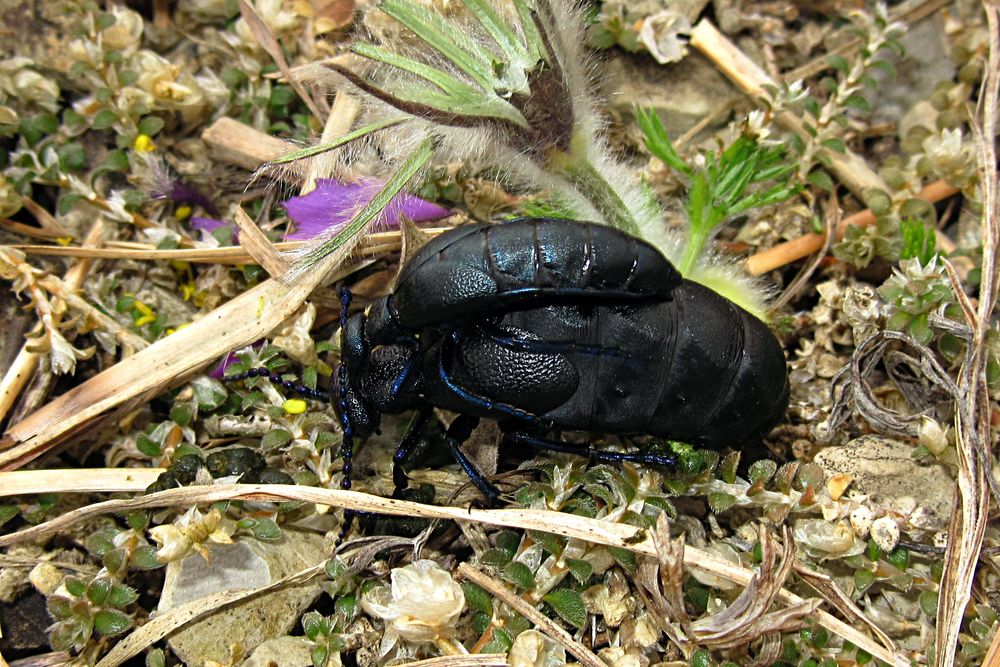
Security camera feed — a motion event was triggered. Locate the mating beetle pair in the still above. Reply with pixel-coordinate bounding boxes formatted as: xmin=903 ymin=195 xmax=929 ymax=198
xmin=333 ymin=217 xmax=789 ymax=500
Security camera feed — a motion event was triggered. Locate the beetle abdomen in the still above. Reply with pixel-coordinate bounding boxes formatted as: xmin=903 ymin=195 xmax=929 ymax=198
xmin=652 ymin=281 xmax=788 ymax=445
xmin=386 ymin=218 xmax=682 ymax=331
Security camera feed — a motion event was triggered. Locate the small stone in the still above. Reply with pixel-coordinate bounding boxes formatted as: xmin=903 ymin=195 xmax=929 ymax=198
xmin=159 ymin=529 xmax=327 ymax=665
xmin=850 ymin=506 xmax=874 ymax=539
xmin=871 ymin=516 xmax=901 ymax=553
xmin=908 ymin=506 xmax=945 ymax=531
xmin=827 ymin=473 xmax=853 ymax=500
xmin=28 ymin=562 xmax=63 ymax=596
xmin=814 ymin=436 xmax=956 ymax=519
xmin=242 ymin=636 xmax=316 ymax=667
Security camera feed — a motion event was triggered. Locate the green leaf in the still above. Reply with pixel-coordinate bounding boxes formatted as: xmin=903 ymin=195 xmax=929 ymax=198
xmin=806 ymin=169 xmax=834 ymax=191
xmin=826 ymin=54 xmax=850 ymax=74
xmin=527 ymin=530 xmax=566 ymax=556
xmin=94 ymin=609 xmax=132 ymax=636
xmin=138 ymin=115 xmax=165 ymax=137
xmin=480 ymin=548 xmax=512 ymax=567
xmin=249 ymin=518 xmax=282 ymax=541
xmin=608 ymin=546 xmax=636 ymax=573
xmin=543 ymin=588 xmax=588 ymax=628
xmin=462 ymin=581 xmax=494 ymax=615
xmin=844 ymin=94 xmax=871 ymax=111
xmin=86 ymin=577 xmax=112 ymax=605
xmin=136 ymin=434 xmax=162 ymax=457
xmin=131 ymin=545 xmax=164 ymax=570
xmin=65 ymin=576 xmax=87 ymax=597
xmin=102 ymin=149 xmax=130 ymax=172
xmin=92 ymin=109 xmax=118 ymax=130
xmin=0 ymin=505 xmax=20 ymax=527
xmin=269 ymin=118 xmax=404 ymax=165
xmin=707 ymin=492 xmax=737 ymax=514
xmin=495 ymin=530 xmax=521 ymax=556
xmin=380 ymin=0 xmax=495 ymax=90
xmin=462 ymin=0 xmax=530 ymax=66
xmin=107 ymin=583 xmax=139 ymax=608
xmin=57 ymin=142 xmax=87 ymax=172
xmin=297 ymin=136 xmax=436 ymax=270
xmin=262 ymin=428 xmax=293 ymax=450
xmin=636 ymin=106 xmax=690 ymax=175
xmin=565 ymin=557 xmax=593 ymax=584
xmin=821 ymin=138 xmax=846 ymax=154
xmin=170 ymin=403 xmax=193 ymax=427
xmin=501 ymin=561 xmax=536 ymax=590
xmin=854 ymin=568 xmax=876 ymax=593
xmin=748 ymin=459 xmax=777 ymax=484
xmin=311 ymin=645 xmax=329 ymax=667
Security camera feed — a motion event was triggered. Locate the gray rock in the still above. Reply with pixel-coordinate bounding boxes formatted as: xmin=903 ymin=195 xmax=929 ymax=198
xmin=813 ymin=435 xmax=955 ymax=524
xmin=603 ymin=51 xmax=739 ymax=138
xmin=158 ymin=529 xmax=327 ymax=665
xmin=242 ymin=636 xmax=315 ymax=667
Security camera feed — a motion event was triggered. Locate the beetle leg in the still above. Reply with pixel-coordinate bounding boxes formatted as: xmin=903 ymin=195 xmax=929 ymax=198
xmin=392 ymin=408 xmax=434 ymax=497
xmin=445 ymin=414 xmax=501 ymax=502
xmin=507 ymin=431 xmax=678 ymax=467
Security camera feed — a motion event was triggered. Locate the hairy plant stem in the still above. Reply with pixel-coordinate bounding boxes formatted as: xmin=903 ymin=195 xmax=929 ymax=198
xmin=548 ymin=135 xmax=642 ymax=239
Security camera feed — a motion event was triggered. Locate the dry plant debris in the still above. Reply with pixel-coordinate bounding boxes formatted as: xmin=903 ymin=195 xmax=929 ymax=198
xmin=0 ymin=1 xmax=998 ymax=666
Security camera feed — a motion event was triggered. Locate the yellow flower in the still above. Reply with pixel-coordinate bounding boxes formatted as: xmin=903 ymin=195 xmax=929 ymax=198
xmin=283 ymin=399 xmax=307 ymax=415
xmin=134 ymin=134 xmax=156 ymax=152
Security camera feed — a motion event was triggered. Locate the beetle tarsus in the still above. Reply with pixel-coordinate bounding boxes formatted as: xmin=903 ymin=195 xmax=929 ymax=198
xmin=507 ymin=431 xmax=678 ymax=467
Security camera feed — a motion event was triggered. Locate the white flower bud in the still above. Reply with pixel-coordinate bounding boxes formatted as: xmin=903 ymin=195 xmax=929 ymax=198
xmin=360 ymin=560 xmax=465 ymax=643
xmin=509 ymin=630 xmax=565 ymax=667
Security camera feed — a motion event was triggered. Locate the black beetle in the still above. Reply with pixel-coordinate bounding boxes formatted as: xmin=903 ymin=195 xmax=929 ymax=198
xmin=332 ymin=217 xmax=789 ymax=500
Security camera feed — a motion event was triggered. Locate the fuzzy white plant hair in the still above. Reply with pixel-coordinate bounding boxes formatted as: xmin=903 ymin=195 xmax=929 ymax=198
xmin=281 ymin=0 xmax=773 ymax=320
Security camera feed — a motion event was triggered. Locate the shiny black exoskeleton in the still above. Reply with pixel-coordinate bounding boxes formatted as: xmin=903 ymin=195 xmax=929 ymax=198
xmin=335 ymin=218 xmax=789 ymax=499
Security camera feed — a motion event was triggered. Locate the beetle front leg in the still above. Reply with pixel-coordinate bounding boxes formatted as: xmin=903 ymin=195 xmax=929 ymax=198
xmin=506 ymin=431 xmax=678 ymax=467
xmin=445 ymin=414 xmax=502 ymax=503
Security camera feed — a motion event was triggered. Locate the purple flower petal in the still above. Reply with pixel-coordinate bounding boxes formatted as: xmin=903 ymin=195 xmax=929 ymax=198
xmin=283 ymin=178 xmax=450 ymax=241
xmin=190 ymin=217 xmax=237 ymax=244
xmin=171 ymin=182 xmax=218 ymax=215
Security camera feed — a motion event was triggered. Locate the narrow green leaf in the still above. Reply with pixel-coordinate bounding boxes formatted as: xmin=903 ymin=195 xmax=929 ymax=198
xmin=543 ymin=589 xmax=588 ymax=628
xmin=380 ymin=0 xmax=494 ymax=90
xmin=269 ymin=118 xmax=403 ymax=165
xmin=636 ymin=106 xmax=690 ymax=175
xmin=821 ymin=137 xmax=846 ymax=153
xmin=462 ymin=0 xmax=528 ymax=65
xmin=298 ymin=136 xmax=435 ymax=269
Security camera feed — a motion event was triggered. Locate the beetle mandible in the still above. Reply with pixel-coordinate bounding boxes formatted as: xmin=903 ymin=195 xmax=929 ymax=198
xmin=335 ymin=217 xmax=789 ymax=499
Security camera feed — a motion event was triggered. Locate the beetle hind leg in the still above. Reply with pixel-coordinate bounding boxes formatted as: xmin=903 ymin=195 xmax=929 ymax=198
xmin=446 ymin=414 xmax=502 ymax=503
xmin=391 ymin=408 xmax=433 ymax=497
xmin=507 ymin=431 xmax=678 ymax=467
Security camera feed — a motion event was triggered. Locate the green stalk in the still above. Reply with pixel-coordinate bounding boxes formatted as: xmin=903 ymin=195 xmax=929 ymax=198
xmin=548 ymin=135 xmax=642 ymax=239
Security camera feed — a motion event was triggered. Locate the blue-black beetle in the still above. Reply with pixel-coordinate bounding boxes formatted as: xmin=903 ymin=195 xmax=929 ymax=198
xmin=332 ymin=217 xmax=789 ymax=499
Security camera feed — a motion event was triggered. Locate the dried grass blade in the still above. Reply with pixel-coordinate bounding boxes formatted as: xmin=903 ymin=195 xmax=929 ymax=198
xmin=0 ymin=249 xmax=345 ymax=470
xmin=934 ymin=4 xmax=1000 ymax=665
xmin=232 ymin=205 xmax=288 ymax=277
xmin=0 ymin=481 xmax=903 ymax=665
